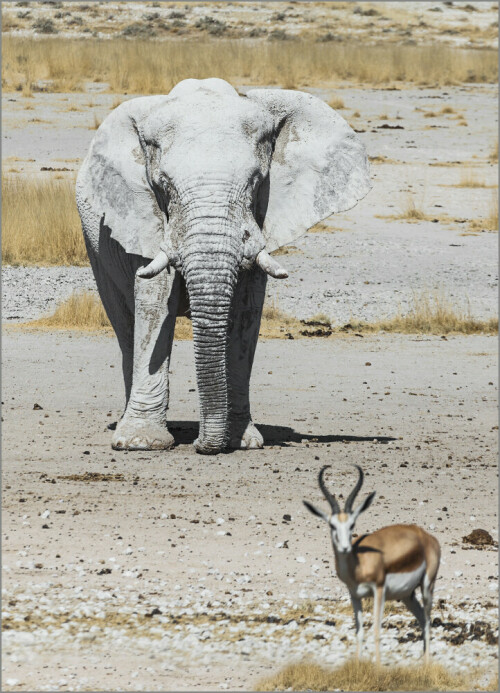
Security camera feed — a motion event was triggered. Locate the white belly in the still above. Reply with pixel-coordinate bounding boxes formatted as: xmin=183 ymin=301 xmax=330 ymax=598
xmin=385 ymin=561 xmax=426 ymax=599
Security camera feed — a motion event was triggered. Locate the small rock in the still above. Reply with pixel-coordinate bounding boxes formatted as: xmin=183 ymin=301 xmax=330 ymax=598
xmin=33 ymin=403 xmax=43 ymax=410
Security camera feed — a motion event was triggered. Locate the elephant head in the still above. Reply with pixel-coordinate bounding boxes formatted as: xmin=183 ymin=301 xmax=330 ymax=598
xmin=84 ymin=78 xmax=371 ymax=453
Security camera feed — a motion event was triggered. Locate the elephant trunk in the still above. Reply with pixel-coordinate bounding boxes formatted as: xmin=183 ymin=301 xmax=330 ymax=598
xmin=182 ymin=222 xmax=240 ymax=454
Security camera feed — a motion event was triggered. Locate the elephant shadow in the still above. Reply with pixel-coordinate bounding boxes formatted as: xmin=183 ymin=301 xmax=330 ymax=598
xmin=167 ymin=421 xmax=396 ymax=448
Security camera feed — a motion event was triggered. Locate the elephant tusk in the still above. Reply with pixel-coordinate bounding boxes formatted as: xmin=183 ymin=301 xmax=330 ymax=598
xmin=255 ymin=249 xmax=288 ymax=279
xmin=136 ymin=250 xmax=169 ymax=278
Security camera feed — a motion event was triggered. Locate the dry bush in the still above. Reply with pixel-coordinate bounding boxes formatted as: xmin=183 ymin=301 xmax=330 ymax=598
xmin=29 ymin=291 xmax=111 ymax=330
xmin=91 ymin=113 xmax=102 ymax=129
xmin=2 ymin=37 xmax=497 ymax=94
xmin=328 ymin=95 xmax=345 ymax=110
xmin=456 ymin=170 xmax=488 ymax=188
xmin=2 ymin=175 xmax=88 ymax=266
xmin=468 ymin=192 xmax=499 ymax=232
xmin=257 ymin=658 xmax=476 ymax=692
xmin=26 ymin=291 xmax=195 ymax=339
xmin=350 ymin=291 xmax=498 ymax=335
xmin=396 ymin=195 xmax=427 ymax=221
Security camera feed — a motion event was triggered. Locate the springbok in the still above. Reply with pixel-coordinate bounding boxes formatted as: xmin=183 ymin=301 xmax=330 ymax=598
xmin=303 ymin=465 xmax=440 ymax=664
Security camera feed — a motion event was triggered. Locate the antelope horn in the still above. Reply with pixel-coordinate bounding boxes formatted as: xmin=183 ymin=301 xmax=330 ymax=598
xmin=318 ymin=465 xmax=341 ymax=515
xmin=136 ymin=250 xmax=169 ymax=279
xmin=344 ymin=465 xmax=364 ymax=513
xmin=255 ymin=249 xmax=288 ymax=279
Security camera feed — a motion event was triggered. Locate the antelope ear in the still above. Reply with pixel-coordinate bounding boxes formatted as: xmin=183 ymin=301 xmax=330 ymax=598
xmin=247 ymin=89 xmax=371 ymax=253
xmin=77 ymin=96 xmax=171 ymax=259
xmin=353 ymin=491 xmax=376 ymax=519
xmin=303 ymin=500 xmax=328 ymax=522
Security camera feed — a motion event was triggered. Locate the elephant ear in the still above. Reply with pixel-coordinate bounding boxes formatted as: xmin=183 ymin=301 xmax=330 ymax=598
xmin=80 ymin=95 xmax=170 ymax=259
xmin=247 ymin=89 xmax=371 ymax=253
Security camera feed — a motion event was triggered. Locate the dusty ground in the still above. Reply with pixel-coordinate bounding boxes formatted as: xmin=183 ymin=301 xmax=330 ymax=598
xmin=1 ymin=4 xmax=498 ymax=690
xmin=2 ymin=330 xmax=498 ymax=691
xmin=2 ymin=1 xmax=498 ymax=47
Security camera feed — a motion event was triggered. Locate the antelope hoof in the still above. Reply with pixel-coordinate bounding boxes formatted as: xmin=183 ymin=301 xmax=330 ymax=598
xmin=112 ymin=418 xmax=174 ymax=451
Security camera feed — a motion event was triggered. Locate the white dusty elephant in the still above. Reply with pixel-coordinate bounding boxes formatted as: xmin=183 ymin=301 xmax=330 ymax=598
xmin=76 ymin=78 xmax=371 ymax=455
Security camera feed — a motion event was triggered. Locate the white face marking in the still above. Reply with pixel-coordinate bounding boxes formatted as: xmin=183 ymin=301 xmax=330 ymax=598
xmin=330 ymin=514 xmax=355 ymax=553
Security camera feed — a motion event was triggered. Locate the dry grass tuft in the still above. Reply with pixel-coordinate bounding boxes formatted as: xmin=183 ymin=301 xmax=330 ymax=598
xmin=396 ymin=195 xmax=427 ymax=221
xmin=468 ymin=192 xmax=498 ymax=232
xmin=440 ymin=105 xmax=456 ymax=114
xmin=2 ymin=175 xmax=88 ymax=266
xmin=490 ymin=139 xmax=498 ymax=162
xmin=2 ymin=37 xmax=497 ymax=94
xmin=328 ymin=95 xmax=345 ymax=110
xmin=257 ymin=658 xmax=476 ymax=692
xmin=456 ymin=170 xmax=489 ymax=188
xmin=350 ymin=291 xmax=498 ymax=335
xmin=29 ymin=291 xmax=110 ymax=330
xmin=91 ymin=113 xmax=102 ymax=130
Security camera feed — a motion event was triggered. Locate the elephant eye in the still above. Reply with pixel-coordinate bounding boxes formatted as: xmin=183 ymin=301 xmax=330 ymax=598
xmin=242 ymin=229 xmax=250 ymax=242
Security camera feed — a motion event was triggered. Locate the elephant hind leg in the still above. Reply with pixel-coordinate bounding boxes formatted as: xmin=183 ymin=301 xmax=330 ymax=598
xmin=86 ymin=246 xmax=134 ymax=407
xmin=227 ymin=266 xmax=267 ymax=449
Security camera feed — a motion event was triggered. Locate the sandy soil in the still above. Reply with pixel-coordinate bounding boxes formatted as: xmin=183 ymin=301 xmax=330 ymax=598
xmin=2 ymin=330 xmax=498 ymax=691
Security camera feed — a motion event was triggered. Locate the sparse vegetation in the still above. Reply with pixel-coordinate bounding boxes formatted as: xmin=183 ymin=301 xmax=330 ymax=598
xmin=28 ymin=290 xmax=110 ymax=330
xmin=2 ymin=175 xmax=88 ymax=266
xmin=349 ymin=291 xmax=498 ymax=335
xmin=24 ymin=291 xmax=497 ymax=337
xmin=328 ymin=95 xmax=345 ymax=110
xmin=490 ymin=139 xmax=498 ymax=161
xmin=397 ymin=195 xmax=428 ymax=221
xmin=457 ymin=170 xmax=489 ymax=188
xmin=468 ymin=192 xmax=499 ymax=232
xmin=257 ymin=658 xmax=478 ymax=692
xmin=2 ymin=37 xmax=497 ymax=94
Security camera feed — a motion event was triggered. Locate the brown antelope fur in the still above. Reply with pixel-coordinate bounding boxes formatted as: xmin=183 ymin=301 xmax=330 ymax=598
xmin=303 ymin=465 xmax=441 ymax=664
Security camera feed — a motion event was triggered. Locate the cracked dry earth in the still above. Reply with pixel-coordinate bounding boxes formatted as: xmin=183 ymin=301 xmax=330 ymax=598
xmin=2 ymin=331 xmax=498 ymax=691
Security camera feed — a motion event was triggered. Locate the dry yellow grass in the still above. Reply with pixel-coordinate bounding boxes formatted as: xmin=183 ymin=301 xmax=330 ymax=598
xmin=455 ymin=170 xmax=490 ymax=188
xmin=2 ymin=37 xmax=497 ymax=94
xmin=24 ymin=291 xmax=497 ymax=338
xmin=395 ymin=195 xmax=428 ymax=221
xmin=328 ymin=95 xmax=345 ymax=110
xmin=25 ymin=291 xmax=194 ymax=340
xmin=256 ymin=658 xmax=477 ymax=692
xmin=468 ymin=192 xmax=499 ymax=232
xmin=91 ymin=113 xmax=102 ymax=130
xmin=29 ymin=291 xmax=110 ymax=330
xmin=349 ymin=291 xmax=498 ymax=335
xmin=2 ymin=175 xmax=88 ymax=266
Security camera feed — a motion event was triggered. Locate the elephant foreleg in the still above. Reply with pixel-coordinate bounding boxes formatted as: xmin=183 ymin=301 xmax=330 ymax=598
xmin=112 ymin=269 xmax=180 ymax=451
xmin=227 ymin=266 xmax=267 ymax=449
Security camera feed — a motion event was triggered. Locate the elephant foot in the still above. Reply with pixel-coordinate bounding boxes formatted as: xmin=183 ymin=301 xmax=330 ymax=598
xmin=228 ymin=420 xmax=264 ymax=450
xmin=112 ymin=417 xmax=174 ymax=451
xmin=193 ymin=437 xmax=224 ymax=455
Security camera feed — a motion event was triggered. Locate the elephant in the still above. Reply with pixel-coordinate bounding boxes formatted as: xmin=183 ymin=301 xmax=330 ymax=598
xmin=76 ymin=78 xmax=371 ymax=455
